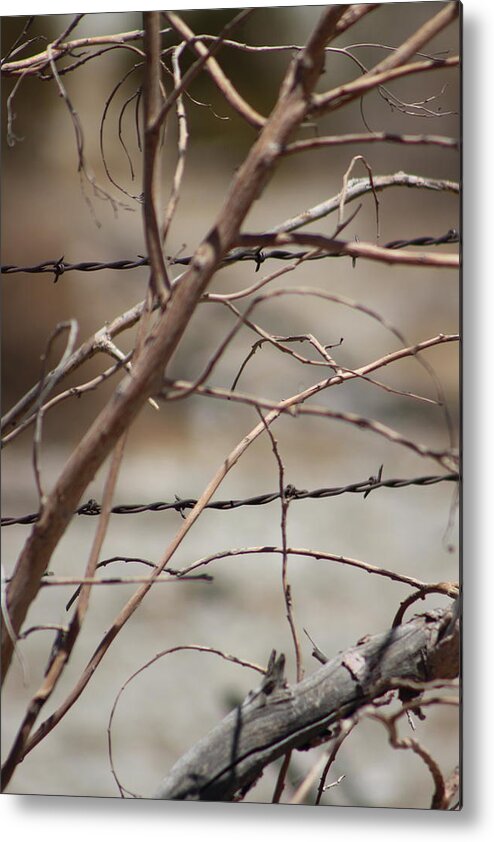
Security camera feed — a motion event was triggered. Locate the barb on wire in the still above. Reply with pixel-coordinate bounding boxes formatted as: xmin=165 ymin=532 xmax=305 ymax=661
xmin=1 ymin=471 xmax=459 ymax=527
xmin=0 ymin=229 xmax=460 ymax=278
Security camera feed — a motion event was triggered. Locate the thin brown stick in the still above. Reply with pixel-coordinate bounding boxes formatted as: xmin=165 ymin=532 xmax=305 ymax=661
xmin=1 ymin=295 xmax=159 ymax=438
xmin=314 ymin=56 xmax=459 ymax=115
xmin=152 ymin=9 xmax=256 ymax=132
xmin=46 ymin=45 xmax=127 ymax=217
xmin=360 ymin=2 xmax=458 ymax=79
xmin=143 ymin=12 xmax=171 ymax=301
xmin=368 ymin=696 xmax=459 ymax=810
xmin=283 ymin=132 xmax=459 ymax=155
xmin=267 ymin=172 xmax=459 ymax=236
xmin=392 ymin=582 xmax=459 ymax=628
xmin=107 ymin=644 xmax=265 ymax=796
xmin=237 ymin=232 xmax=459 ymax=269
xmin=165 ymin=11 xmax=265 ymax=130
xmin=272 ymin=750 xmax=293 ymax=804
xmin=338 ymin=155 xmax=380 ymax=237
xmin=1 ymin=28 xmax=166 ymax=76
xmin=314 ymin=1 xmax=459 ymax=114
xmin=172 ymin=286 xmax=453 ymax=421
xmin=315 ymin=718 xmax=357 ymax=805
xmin=177 ymin=546 xmax=432 ymax=592
xmin=36 ymin=575 xmax=211 ymax=588
xmin=31 ymin=321 xmax=78 ymax=506
xmin=161 ymin=46 xmax=189 ymax=240
xmin=257 ymin=411 xmax=303 ymax=683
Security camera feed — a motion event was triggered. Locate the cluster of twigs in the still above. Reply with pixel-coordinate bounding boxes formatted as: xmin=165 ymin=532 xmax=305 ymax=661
xmin=1 ymin=5 xmax=460 ymax=806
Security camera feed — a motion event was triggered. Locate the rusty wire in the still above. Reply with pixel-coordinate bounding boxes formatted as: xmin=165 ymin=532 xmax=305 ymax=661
xmin=1 ymin=230 xmax=459 ymax=280
xmin=2 ymin=471 xmax=459 ymax=527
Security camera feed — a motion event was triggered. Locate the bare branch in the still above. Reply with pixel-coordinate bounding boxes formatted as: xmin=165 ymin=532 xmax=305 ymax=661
xmin=152 ymin=605 xmax=459 ymax=801
xmin=283 ymin=132 xmax=459 ymax=155
xmin=142 ymin=12 xmax=171 ymax=300
xmin=164 ymin=12 xmax=265 ymax=130
xmin=1 ymin=28 xmax=169 ymax=77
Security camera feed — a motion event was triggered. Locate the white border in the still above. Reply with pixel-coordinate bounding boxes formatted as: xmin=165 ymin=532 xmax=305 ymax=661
xmin=2 ymin=1 xmax=492 ymax=839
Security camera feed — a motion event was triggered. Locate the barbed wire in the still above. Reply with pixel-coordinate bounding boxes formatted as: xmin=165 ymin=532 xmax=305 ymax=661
xmin=1 ymin=471 xmax=459 ymax=527
xmin=0 ymin=230 xmax=459 ymax=280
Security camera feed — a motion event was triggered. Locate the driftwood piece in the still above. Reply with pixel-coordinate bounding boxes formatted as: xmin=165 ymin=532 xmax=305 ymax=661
xmin=153 ymin=605 xmax=459 ymax=801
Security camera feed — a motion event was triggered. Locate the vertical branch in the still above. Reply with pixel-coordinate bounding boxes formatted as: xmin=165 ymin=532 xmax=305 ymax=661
xmin=142 ymin=12 xmax=170 ymax=302
xmin=161 ymin=46 xmax=189 ymax=241
xmin=257 ymin=408 xmax=303 ymax=805
xmin=257 ymin=411 xmax=302 ymax=682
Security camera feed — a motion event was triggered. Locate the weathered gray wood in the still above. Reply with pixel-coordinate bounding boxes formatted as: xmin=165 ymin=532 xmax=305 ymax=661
xmin=153 ymin=606 xmax=459 ymax=801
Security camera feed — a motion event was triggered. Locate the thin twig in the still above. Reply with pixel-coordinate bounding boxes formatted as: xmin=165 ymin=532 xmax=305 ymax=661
xmin=177 ymin=546 xmax=437 ymax=592
xmin=165 ymin=11 xmax=264 ymax=129
xmin=1 ymin=28 xmax=170 ymax=76
xmin=283 ymin=132 xmax=459 ymax=155
xmin=107 ymin=645 xmax=265 ymax=796
xmin=237 ymin=231 xmax=459 ymax=269
xmin=258 ymin=410 xmax=303 ymax=683
xmin=161 ymin=45 xmax=190 ymax=240
xmin=142 ymin=12 xmax=171 ymax=301
xmin=32 ymin=321 xmax=78 ymax=506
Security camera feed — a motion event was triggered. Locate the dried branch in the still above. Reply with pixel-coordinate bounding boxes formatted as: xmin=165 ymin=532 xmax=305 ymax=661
xmin=283 ymin=131 xmax=459 ymax=155
xmin=177 ymin=545 xmax=442 ymax=593
xmin=0 ymin=294 xmax=161 ymax=438
xmin=161 ymin=46 xmax=189 ymax=240
xmin=152 ymin=605 xmax=459 ymax=801
xmin=367 ymin=694 xmax=460 ymax=809
xmin=152 ymin=9 xmax=255 ymax=133
xmin=1 ymin=28 xmax=169 ymax=77
xmin=258 ymin=410 xmax=303 ymax=683
xmin=164 ymin=11 xmax=265 ymax=130
xmin=237 ymin=232 xmax=458 ymax=269
xmin=313 ymin=2 xmax=459 ymax=114
xmin=313 ymin=56 xmax=459 ymax=116
xmin=142 ymin=12 xmax=171 ymax=301
xmin=264 ymin=172 xmax=459 ymax=237
xmin=1 ymin=16 xmax=35 ymax=66
xmin=31 ymin=320 xmax=79 ymax=506
xmin=173 ymin=378 xmax=458 ymax=470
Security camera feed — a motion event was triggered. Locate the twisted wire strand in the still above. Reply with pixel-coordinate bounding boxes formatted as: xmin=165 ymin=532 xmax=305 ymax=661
xmin=1 ymin=472 xmax=459 ymax=526
xmin=1 ymin=230 xmax=459 ymax=278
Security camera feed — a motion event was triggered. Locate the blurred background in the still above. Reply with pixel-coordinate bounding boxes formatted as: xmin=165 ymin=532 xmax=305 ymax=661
xmin=1 ymin=4 xmax=459 ymax=806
